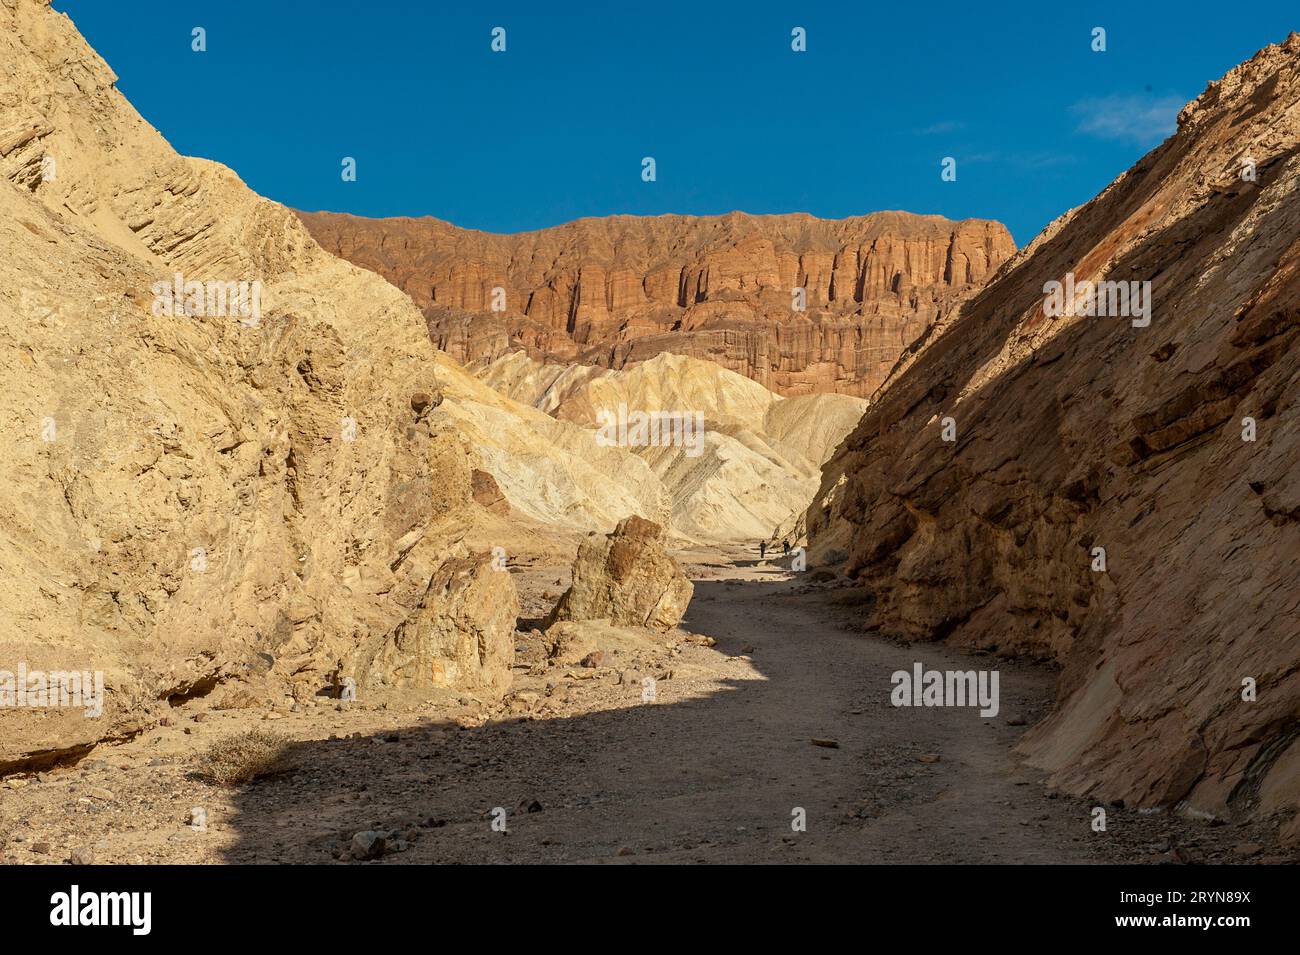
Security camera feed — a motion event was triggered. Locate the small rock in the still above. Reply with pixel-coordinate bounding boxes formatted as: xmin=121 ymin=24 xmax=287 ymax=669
xmin=580 ymin=651 xmax=604 ymax=669
xmin=87 ymin=786 xmax=115 ymax=801
xmin=916 ymin=753 xmax=941 ymax=764
xmin=31 ymin=842 xmax=51 ymax=855
xmin=615 ymin=846 xmax=634 ymax=857
xmin=1232 ymin=842 xmax=1262 ymax=858
xmin=68 ymin=846 xmax=95 ymax=866
xmin=810 ymin=738 xmax=840 ymax=749
xmin=350 ymin=831 xmax=388 ymax=860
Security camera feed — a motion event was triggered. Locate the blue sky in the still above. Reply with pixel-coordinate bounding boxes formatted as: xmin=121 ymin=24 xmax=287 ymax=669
xmin=54 ymin=1 xmax=1297 ymax=245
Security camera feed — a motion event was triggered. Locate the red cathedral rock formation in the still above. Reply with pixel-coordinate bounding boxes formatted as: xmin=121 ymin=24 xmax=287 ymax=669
xmin=298 ymin=210 xmax=1016 ymax=397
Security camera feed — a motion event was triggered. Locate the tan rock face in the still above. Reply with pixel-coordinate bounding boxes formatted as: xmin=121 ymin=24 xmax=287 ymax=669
xmin=354 ymin=554 xmax=518 ymax=695
xmin=298 ymin=210 xmax=1016 ymax=397
xmin=0 ymin=0 xmax=517 ymax=768
xmin=809 ymin=35 xmax=1300 ymax=832
xmin=545 ymin=517 xmax=693 ymax=631
xmin=474 ymin=351 xmax=869 ymax=541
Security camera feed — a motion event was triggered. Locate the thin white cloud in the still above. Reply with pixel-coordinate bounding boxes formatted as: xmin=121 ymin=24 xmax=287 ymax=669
xmin=957 ymin=151 xmax=1075 ymax=169
xmin=1071 ymin=93 xmax=1185 ymax=147
xmin=915 ymin=120 xmax=967 ymax=135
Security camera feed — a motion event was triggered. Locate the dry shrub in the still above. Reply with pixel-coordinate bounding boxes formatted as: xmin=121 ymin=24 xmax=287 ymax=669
xmin=196 ymin=729 xmax=291 ymax=785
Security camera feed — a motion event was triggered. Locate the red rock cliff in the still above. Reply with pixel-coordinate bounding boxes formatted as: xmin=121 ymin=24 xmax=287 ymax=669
xmin=298 ymin=210 xmax=1015 ymax=396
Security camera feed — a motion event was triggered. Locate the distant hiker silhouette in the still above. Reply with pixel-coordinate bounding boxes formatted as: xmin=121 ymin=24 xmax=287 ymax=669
xmin=782 ymin=539 xmax=790 ymax=556
xmin=759 ymin=540 xmax=767 ymax=559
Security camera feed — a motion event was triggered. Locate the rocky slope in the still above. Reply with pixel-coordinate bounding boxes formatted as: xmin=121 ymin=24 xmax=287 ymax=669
xmin=475 ymin=351 xmax=868 ymax=541
xmin=298 ymin=209 xmax=1015 ymax=397
xmin=809 ymin=35 xmax=1300 ymax=841
xmin=0 ymin=0 xmax=532 ymax=770
xmin=0 ymin=0 xmax=880 ymax=775
xmin=423 ymin=352 xmax=671 ymax=531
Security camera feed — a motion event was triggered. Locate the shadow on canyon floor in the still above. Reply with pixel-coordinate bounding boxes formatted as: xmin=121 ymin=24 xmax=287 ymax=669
xmin=209 ymin=575 xmax=1255 ymax=864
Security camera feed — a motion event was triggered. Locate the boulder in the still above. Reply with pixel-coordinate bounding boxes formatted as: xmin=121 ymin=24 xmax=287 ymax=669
xmin=544 ymin=517 xmax=692 ymax=631
xmin=470 ymin=468 xmax=510 ymax=515
xmin=351 ymin=552 xmax=518 ymax=696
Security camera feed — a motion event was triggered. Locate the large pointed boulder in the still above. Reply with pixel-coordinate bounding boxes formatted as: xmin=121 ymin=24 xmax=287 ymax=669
xmin=545 ymin=516 xmax=692 ymax=631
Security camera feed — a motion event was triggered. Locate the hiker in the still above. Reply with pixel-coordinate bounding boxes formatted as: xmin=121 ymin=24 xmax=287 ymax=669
xmin=759 ymin=540 xmax=767 ymax=560
xmin=782 ymin=538 xmax=790 ymax=556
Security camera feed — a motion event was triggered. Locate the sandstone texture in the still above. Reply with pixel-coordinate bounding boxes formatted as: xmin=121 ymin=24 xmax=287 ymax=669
xmin=0 ymin=0 xmax=522 ymax=769
xmin=298 ymin=209 xmax=1015 ymax=397
xmin=809 ymin=36 xmax=1300 ymax=836
xmin=545 ymin=517 xmax=693 ymax=631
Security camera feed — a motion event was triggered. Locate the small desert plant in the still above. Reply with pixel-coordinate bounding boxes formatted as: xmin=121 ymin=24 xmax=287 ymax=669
xmin=196 ymin=729 xmax=291 ymax=786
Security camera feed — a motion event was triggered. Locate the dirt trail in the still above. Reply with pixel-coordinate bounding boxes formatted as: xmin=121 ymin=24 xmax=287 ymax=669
xmin=529 ymin=552 xmax=1102 ymax=864
xmin=298 ymin=551 xmax=1112 ymax=864
xmin=3 ymin=549 xmax=1265 ymax=865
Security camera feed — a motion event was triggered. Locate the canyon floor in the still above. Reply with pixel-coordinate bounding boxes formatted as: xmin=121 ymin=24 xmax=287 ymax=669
xmin=2 ymin=544 xmax=1290 ymax=866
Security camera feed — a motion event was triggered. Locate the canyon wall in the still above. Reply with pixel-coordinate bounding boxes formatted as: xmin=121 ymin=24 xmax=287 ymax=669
xmin=0 ymin=0 xmax=527 ymax=769
xmin=299 ymin=209 xmax=1015 ymax=397
xmin=809 ymin=36 xmax=1300 ymax=839
xmin=0 ymin=0 xmax=882 ymax=778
